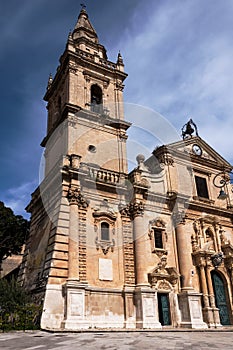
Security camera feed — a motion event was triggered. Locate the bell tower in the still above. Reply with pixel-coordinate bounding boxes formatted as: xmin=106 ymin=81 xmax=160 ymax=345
xmin=42 ymin=7 xmax=129 ymax=175
xmin=20 ymin=7 xmax=134 ymax=331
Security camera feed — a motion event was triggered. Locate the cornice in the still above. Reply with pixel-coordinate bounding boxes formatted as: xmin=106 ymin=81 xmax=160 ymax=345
xmin=188 ymin=199 xmax=233 ymax=218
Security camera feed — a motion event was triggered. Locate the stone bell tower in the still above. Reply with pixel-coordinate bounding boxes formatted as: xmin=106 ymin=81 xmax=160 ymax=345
xmin=42 ymin=7 xmax=129 ymax=176
xmin=19 ymin=7 xmax=133 ymax=330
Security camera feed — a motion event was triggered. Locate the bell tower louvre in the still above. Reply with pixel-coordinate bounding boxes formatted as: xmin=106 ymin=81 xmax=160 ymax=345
xmin=19 ymin=7 xmax=233 ymax=331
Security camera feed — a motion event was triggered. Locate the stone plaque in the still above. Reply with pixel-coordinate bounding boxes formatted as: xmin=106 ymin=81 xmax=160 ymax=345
xmin=70 ymin=292 xmax=84 ymax=317
xmin=143 ymin=298 xmax=155 ymax=317
xmin=99 ymin=258 xmax=113 ymax=281
xmin=192 ymin=300 xmax=201 ymax=319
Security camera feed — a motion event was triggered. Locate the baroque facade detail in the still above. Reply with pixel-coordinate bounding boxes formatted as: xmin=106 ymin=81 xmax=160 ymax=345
xmin=18 ymin=7 xmax=233 ymax=332
xmin=67 ymin=186 xmax=89 ymax=209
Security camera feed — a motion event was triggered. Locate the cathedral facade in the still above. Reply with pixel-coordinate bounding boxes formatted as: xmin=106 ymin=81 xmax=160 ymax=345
xmin=19 ymin=9 xmax=233 ymax=330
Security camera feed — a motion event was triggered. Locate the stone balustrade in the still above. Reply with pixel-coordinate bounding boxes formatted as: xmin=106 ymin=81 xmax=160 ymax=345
xmin=88 ymin=166 xmax=121 ymax=185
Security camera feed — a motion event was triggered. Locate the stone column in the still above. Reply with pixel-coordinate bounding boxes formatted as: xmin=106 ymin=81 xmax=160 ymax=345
xmin=175 ymin=218 xmax=193 ymax=290
xmin=199 ymin=265 xmax=209 ymax=308
xmin=199 ymin=263 xmax=214 ymax=327
xmin=130 ymin=201 xmax=161 ymax=329
xmin=206 ymin=262 xmax=221 ymax=327
xmin=133 ymin=212 xmax=149 ymax=287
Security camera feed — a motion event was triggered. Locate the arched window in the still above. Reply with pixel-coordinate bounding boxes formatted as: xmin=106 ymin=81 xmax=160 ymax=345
xmin=91 ymin=84 xmax=103 ymax=113
xmin=101 ymin=222 xmax=110 ymax=241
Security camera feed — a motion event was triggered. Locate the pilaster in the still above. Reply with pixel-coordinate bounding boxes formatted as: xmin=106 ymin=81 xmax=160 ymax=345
xmin=134 ymin=286 xmax=161 ymax=329
xmin=62 ymin=185 xmax=89 ymax=329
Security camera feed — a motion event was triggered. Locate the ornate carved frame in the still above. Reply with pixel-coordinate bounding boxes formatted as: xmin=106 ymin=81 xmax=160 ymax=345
xmin=93 ymin=209 xmax=116 ymax=255
xmin=148 ymin=218 xmax=168 ymax=257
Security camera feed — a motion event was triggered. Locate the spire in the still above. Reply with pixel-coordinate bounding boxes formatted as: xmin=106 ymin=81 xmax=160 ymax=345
xmin=72 ymin=7 xmax=99 ymax=44
xmin=117 ymin=51 xmax=124 ymax=65
xmin=117 ymin=51 xmax=125 ymax=72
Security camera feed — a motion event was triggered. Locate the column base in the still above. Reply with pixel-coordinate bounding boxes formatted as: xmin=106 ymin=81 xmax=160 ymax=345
xmin=202 ymin=307 xmax=222 ymax=328
xmin=135 ymin=286 xmax=162 ymax=329
xmin=62 ymin=280 xmax=88 ymax=330
xmin=123 ymin=285 xmax=136 ymax=329
xmin=178 ymin=291 xmax=208 ymax=329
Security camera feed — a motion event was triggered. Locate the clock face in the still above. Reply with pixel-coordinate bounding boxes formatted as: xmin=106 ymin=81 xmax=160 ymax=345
xmin=192 ymin=144 xmax=202 ymax=156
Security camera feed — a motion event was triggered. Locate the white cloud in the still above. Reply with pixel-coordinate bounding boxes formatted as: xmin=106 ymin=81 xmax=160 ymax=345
xmin=2 ymin=180 xmax=38 ymax=218
xmin=112 ymin=0 xmax=233 ymax=164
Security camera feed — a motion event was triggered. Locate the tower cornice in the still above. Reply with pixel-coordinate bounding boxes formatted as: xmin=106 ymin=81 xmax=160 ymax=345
xmin=44 ymin=49 xmax=127 ymax=101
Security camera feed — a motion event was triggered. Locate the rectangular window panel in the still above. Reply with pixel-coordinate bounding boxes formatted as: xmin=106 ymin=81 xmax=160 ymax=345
xmin=154 ymin=229 xmax=163 ymax=249
xmin=195 ymin=176 xmax=209 ymax=198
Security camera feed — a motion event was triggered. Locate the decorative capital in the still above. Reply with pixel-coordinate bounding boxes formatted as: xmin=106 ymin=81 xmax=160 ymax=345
xmin=67 ymin=186 xmax=89 ymax=209
xmin=119 ymin=201 xmax=145 ymax=219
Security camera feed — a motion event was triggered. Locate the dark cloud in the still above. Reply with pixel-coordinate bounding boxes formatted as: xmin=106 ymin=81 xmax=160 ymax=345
xmin=1 ymin=0 xmax=233 ymax=216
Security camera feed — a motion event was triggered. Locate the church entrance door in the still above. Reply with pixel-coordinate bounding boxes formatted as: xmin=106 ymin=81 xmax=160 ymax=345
xmin=158 ymin=293 xmax=171 ymax=326
xmin=212 ymin=272 xmax=231 ymax=325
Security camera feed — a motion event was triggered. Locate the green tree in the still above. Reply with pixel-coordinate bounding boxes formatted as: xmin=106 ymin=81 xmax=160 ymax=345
xmin=0 ymin=201 xmax=29 ymax=265
xmin=0 ymin=278 xmax=41 ymax=331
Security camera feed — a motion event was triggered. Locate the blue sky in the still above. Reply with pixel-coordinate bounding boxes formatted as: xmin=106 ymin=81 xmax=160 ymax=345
xmin=1 ymin=0 xmax=233 ymax=217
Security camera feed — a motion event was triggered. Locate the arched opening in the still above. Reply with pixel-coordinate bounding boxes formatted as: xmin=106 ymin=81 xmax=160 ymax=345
xmin=101 ymin=222 xmax=110 ymax=241
xmin=91 ymin=84 xmax=103 ymax=113
xmin=211 ymin=271 xmax=231 ymax=325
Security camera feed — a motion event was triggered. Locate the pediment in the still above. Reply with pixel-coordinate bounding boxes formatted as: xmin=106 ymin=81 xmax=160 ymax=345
xmin=162 ymin=136 xmax=232 ymax=170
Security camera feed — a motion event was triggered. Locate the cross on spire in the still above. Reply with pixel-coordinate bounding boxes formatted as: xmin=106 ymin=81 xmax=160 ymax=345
xmin=80 ymin=3 xmax=86 ymax=10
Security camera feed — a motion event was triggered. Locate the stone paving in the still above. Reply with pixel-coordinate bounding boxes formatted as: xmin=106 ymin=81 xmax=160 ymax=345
xmin=0 ymin=330 xmax=233 ymax=350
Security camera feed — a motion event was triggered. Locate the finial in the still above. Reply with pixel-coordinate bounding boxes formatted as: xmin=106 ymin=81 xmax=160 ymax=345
xmin=181 ymin=118 xmax=198 ymax=140
xmin=67 ymin=30 xmax=73 ymax=43
xmin=47 ymin=73 xmax=53 ymax=90
xmin=117 ymin=51 xmax=124 ymax=65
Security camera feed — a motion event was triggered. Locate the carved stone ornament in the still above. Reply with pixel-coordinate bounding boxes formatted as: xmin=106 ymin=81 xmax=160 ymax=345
xmin=119 ymin=201 xmax=144 ymax=218
xmin=93 ymin=199 xmax=117 ymax=222
xmin=192 ymin=217 xmax=222 ymax=253
xmin=157 ymin=280 xmax=172 ymax=291
xmin=211 ymin=252 xmax=224 ymax=268
xmin=68 ymin=62 xmax=78 ymax=74
xmin=148 ymin=255 xmax=179 ymax=288
xmin=67 ymin=186 xmax=89 ymax=208
xmin=158 ymin=153 xmax=174 ymax=166
xmin=95 ymin=236 xmax=115 ymax=255
xmin=149 ymin=218 xmax=166 ymax=228
xmin=219 ymin=226 xmax=230 ymax=246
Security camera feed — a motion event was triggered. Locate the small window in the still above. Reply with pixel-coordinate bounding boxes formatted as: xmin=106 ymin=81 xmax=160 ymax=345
xmin=195 ymin=176 xmax=209 ymax=198
xmin=154 ymin=229 xmax=163 ymax=249
xmin=91 ymin=84 xmax=103 ymax=113
xmin=101 ymin=222 xmax=110 ymax=241
xmin=88 ymin=145 xmax=96 ymax=153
